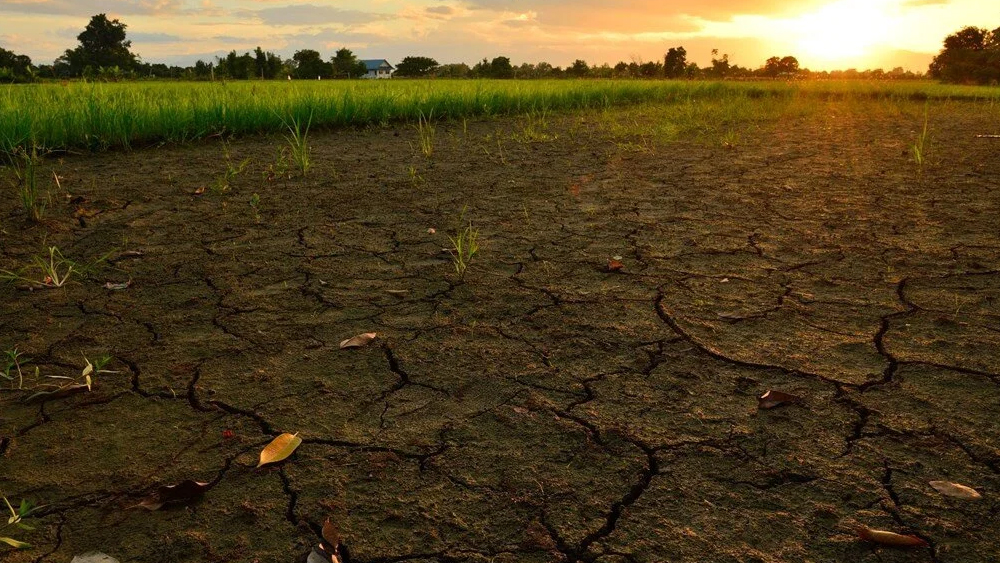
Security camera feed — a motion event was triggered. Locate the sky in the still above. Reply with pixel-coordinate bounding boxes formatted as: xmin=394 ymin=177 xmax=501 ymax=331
xmin=0 ymin=0 xmax=990 ymax=71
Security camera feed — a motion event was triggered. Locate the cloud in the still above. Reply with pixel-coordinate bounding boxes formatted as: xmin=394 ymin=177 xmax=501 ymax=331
xmin=426 ymin=5 xmax=454 ymax=15
xmin=462 ymin=0 xmax=823 ymax=21
xmin=0 ymin=0 xmax=182 ymax=16
xmin=239 ymin=3 xmax=395 ymax=26
xmin=130 ymin=31 xmax=182 ymax=42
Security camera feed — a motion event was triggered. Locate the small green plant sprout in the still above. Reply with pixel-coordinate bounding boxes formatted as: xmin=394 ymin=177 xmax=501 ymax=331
xmin=1 ymin=348 xmax=28 ymax=390
xmin=0 ymin=246 xmax=77 ymax=289
xmin=1 ymin=496 xmax=41 ymax=550
xmin=447 ymin=207 xmax=480 ymax=281
xmin=212 ymin=141 xmax=251 ymax=194
xmin=281 ymin=112 xmax=313 ymax=176
xmin=721 ymin=128 xmax=740 ymax=149
xmin=407 ymin=165 xmax=423 ymax=187
xmin=249 ymin=193 xmax=262 ymax=222
xmin=9 ymin=145 xmax=47 ymax=222
xmin=264 ymin=147 xmax=292 ymax=182
xmin=416 ymin=111 xmax=435 ymax=158
xmin=24 ymin=354 xmax=116 ymax=402
xmin=912 ymin=104 xmax=930 ymax=168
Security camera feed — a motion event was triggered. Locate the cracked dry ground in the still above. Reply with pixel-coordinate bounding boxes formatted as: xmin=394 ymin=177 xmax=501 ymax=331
xmin=2 ymin=98 xmax=1000 ymax=563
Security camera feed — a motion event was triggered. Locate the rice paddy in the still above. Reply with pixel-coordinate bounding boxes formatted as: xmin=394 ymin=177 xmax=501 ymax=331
xmin=2 ymin=79 xmax=998 ymax=154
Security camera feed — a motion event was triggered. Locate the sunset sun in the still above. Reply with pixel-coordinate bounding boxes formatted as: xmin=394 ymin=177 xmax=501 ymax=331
xmin=793 ymin=0 xmax=893 ymax=64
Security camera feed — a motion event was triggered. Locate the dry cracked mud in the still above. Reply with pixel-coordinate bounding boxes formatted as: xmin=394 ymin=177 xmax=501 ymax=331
xmin=1 ymin=97 xmax=999 ymax=563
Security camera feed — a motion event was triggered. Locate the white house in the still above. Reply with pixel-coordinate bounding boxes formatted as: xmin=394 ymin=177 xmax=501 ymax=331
xmin=361 ymin=59 xmax=394 ymax=79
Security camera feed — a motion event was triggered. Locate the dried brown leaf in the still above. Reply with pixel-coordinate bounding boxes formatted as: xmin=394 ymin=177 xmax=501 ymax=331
xmin=339 ymin=333 xmax=377 ymax=349
xmin=856 ymin=527 xmax=928 ymax=548
xmin=321 ymin=518 xmax=340 ymax=551
xmin=929 ymin=481 xmax=982 ymax=500
xmin=103 ymin=280 xmax=132 ymax=291
xmin=758 ymin=389 xmax=801 ymax=410
xmin=257 ymin=432 xmax=302 ymax=468
xmin=607 ymin=259 xmax=624 ymax=272
xmin=138 ymin=480 xmax=210 ymax=511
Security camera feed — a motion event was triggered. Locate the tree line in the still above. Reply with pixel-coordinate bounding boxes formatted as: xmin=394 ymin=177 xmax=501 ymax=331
xmin=0 ymin=14 xmax=993 ymax=84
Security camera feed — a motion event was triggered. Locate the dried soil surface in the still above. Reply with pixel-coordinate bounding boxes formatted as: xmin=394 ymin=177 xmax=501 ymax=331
xmin=2 ymin=98 xmax=999 ymax=563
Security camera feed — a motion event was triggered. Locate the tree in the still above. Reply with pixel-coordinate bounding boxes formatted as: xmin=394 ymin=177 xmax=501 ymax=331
xmin=929 ymin=26 xmax=1000 ymax=84
xmin=709 ymin=49 xmax=730 ymax=78
xmin=57 ymin=14 xmax=138 ymax=76
xmin=664 ymin=46 xmax=687 ymax=78
xmin=567 ymin=59 xmax=590 ymax=78
xmin=217 ymin=50 xmax=255 ymax=79
xmin=331 ymin=47 xmax=366 ymax=78
xmin=395 ymin=56 xmax=439 ymax=77
xmin=0 ymin=47 xmax=34 ymax=82
xmin=489 ymin=56 xmax=514 ymax=78
xmin=763 ymin=55 xmax=800 ymax=78
xmin=292 ymin=49 xmax=333 ymax=79
xmin=252 ymin=47 xmax=283 ymax=79
xmin=432 ymin=63 xmax=470 ymax=78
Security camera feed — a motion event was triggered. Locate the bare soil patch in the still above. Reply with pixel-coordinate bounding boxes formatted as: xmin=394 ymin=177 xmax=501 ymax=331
xmin=2 ymin=99 xmax=999 ymax=563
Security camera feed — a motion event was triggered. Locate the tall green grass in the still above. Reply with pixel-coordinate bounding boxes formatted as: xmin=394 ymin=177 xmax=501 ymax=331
xmin=0 ymin=79 xmax=996 ymax=153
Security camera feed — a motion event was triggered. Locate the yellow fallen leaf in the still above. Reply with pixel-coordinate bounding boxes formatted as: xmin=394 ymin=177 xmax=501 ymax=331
xmin=257 ymin=433 xmax=302 ymax=468
xmin=929 ymin=481 xmax=982 ymax=500
xmin=0 ymin=536 xmax=30 ymax=549
xmin=856 ymin=526 xmax=928 ymax=548
xmin=339 ymin=332 xmax=377 ymax=349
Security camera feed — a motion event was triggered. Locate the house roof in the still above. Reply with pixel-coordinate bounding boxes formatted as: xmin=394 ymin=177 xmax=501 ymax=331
xmin=361 ymin=59 xmax=394 ymax=71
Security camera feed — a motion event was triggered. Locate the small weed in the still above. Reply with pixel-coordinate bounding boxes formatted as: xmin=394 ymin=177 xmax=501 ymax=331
xmin=24 ymin=354 xmax=117 ymax=402
xmin=265 ymin=147 xmax=292 ymax=182
xmin=282 ymin=112 xmax=312 ymax=175
xmin=1 ymin=496 xmax=41 ymax=550
xmin=407 ymin=165 xmax=424 ymax=187
xmin=448 ymin=207 xmax=480 ymax=281
xmin=912 ymin=104 xmax=930 ymax=168
xmin=721 ymin=128 xmax=740 ymax=149
xmin=249 ymin=193 xmax=262 ymax=222
xmin=1 ymin=348 xmax=28 ymax=390
xmin=516 ymin=109 xmax=556 ymax=142
xmin=8 ymin=146 xmax=47 ymax=222
xmin=1 ymin=246 xmax=77 ymax=288
xmin=416 ymin=111 xmax=435 ymax=158
xmin=212 ymin=142 xmax=250 ymax=194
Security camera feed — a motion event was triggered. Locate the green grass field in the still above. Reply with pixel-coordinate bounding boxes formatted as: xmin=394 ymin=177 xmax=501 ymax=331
xmin=1 ymin=79 xmax=998 ymax=153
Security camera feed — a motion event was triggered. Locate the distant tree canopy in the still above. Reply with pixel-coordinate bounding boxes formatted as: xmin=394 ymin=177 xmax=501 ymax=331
xmin=56 ymin=14 xmax=138 ymax=77
xmin=664 ymin=47 xmax=687 ymax=78
xmin=929 ymin=26 xmax=1000 ymax=84
xmin=292 ymin=49 xmax=333 ymax=79
xmin=331 ymin=48 xmax=366 ymax=78
xmin=567 ymin=59 xmax=590 ymax=77
xmin=763 ymin=56 xmax=800 ymax=77
xmin=395 ymin=56 xmax=439 ymax=77
xmin=472 ymin=56 xmax=514 ymax=78
xmin=0 ymin=47 xmax=34 ymax=82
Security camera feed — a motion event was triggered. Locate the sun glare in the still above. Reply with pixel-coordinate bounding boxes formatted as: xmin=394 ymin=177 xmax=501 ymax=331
xmin=793 ymin=0 xmax=893 ymax=65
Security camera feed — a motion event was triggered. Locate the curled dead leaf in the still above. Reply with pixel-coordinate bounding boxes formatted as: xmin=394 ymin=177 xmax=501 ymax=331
xmin=339 ymin=333 xmax=377 ymax=349
xmin=929 ymin=481 xmax=982 ymax=500
xmin=758 ymin=390 xmax=801 ymax=410
xmin=856 ymin=526 xmax=929 ymax=548
xmin=0 ymin=537 xmax=30 ymax=549
xmin=137 ymin=480 xmax=210 ymax=511
xmin=607 ymin=259 xmax=624 ymax=272
xmin=193 ymin=186 xmax=206 ymax=195
xmin=321 ymin=517 xmax=340 ymax=551
xmin=257 ymin=432 xmax=302 ymax=468
xmin=103 ymin=280 xmax=132 ymax=291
